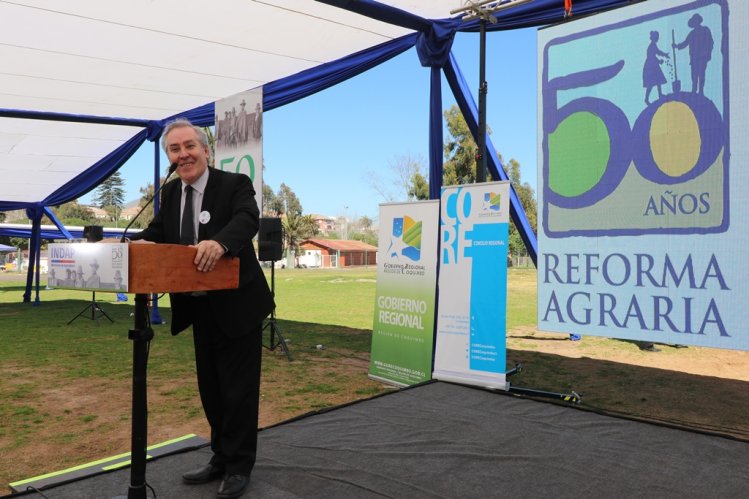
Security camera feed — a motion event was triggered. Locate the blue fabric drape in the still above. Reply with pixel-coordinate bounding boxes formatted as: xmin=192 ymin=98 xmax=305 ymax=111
xmin=315 ymin=0 xmax=432 ymax=32
xmin=264 ymin=33 xmax=419 ymax=111
xmin=0 ymin=108 xmax=150 ymax=127
xmin=44 ymin=129 xmax=149 ymax=208
xmin=42 ymin=206 xmax=73 ymax=240
xmin=444 ymin=51 xmax=538 ymax=264
xmin=429 ymin=66 xmax=443 ymax=200
xmin=416 ymin=18 xmax=460 ymax=68
xmin=22 ymin=209 xmax=42 ymax=303
xmin=417 ymin=17 xmax=455 ymax=202
xmin=0 ymin=227 xmax=139 ymax=239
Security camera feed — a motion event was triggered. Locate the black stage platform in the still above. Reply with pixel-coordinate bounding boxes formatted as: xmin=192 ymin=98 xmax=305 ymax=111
xmin=7 ymin=381 xmax=749 ymax=498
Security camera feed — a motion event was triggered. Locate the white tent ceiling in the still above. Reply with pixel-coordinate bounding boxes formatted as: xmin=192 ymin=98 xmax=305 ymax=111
xmin=0 ymin=0 xmax=461 ymax=204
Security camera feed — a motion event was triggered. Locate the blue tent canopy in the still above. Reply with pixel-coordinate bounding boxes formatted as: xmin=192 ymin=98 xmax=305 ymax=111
xmin=0 ymin=244 xmax=17 ymax=252
xmin=0 ymin=0 xmax=637 ymax=303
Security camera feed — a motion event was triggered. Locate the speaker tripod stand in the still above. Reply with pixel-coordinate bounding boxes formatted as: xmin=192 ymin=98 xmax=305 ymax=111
xmin=67 ymin=291 xmax=114 ymax=325
xmin=263 ymin=262 xmax=292 ymax=361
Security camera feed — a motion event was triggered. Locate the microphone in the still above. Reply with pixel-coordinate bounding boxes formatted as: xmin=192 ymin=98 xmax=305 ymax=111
xmin=119 ymin=162 xmax=178 ymax=242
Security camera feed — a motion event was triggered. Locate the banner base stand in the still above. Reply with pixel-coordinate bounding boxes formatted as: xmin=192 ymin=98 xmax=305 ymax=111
xmin=368 ymin=374 xmax=409 ymax=389
xmin=432 ymin=370 xmax=509 ymax=391
xmin=506 ymin=363 xmax=582 ymax=404
xmin=507 ymin=385 xmax=582 ymax=404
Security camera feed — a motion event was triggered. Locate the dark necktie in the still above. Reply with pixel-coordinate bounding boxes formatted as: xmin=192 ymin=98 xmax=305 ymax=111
xmin=180 ymin=185 xmax=195 ymax=245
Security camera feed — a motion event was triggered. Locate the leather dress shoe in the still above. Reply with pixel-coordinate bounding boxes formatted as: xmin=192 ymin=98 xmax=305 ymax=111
xmin=182 ymin=463 xmax=225 ymax=484
xmin=217 ymin=474 xmax=250 ymax=498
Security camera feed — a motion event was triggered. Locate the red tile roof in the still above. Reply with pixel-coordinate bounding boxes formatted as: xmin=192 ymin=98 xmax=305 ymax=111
xmin=301 ymin=239 xmax=377 ymax=252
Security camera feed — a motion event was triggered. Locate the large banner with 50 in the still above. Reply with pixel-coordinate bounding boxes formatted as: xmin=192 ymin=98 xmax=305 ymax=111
xmin=537 ymin=0 xmax=749 ymax=350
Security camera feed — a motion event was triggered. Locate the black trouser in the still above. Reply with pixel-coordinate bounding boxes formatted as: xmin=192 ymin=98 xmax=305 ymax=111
xmin=191 ymin=297 xmax=263 ymax=476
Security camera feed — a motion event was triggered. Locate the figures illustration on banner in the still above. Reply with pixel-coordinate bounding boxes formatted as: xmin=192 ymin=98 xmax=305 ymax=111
xmin=215 ymin=99 xmax=262 ymax=149
xmin=673 ymin=13 xmax=714 ymax=95
xmin=643 ymin=30 xmax=669 ymax=105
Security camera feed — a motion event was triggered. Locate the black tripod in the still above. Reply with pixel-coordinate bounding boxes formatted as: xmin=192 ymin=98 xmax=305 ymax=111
xmin=68 ymin=291 xmax=114 ymax=324
xmin=262 ymin=263 xmax=291 ymax=361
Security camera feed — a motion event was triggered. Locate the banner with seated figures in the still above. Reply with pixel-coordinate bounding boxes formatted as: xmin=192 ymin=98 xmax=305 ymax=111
xmin=537 ymin=0 xmax=749 ymax=350
xmin=215 ymin=87 xmax=263 ymax=212
xmin=48 ymin=243 xmax=129 ymax=292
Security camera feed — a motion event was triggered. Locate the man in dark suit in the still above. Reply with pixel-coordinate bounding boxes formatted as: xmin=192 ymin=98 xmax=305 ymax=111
xmin=130 ymin=118 xmax=274 ymax=498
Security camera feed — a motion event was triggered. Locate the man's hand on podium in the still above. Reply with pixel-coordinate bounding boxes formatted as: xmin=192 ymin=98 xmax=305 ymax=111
xmin=193 ymin=240 xmax=226 ymax=273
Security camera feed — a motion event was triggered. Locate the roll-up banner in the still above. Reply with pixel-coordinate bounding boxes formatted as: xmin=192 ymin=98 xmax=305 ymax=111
xmin=433 ymin=182 xmax=510 ymax=390
xmin=538 ymin=0 xmax=749 ymax=351
xmin=369 ymin=200 xmax=439 ymax=387
xmin=215 ymin=87 xmax=263 ymax=211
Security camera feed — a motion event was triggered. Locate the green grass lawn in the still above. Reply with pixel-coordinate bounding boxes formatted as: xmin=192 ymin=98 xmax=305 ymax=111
xmin=1 ymin=267 xmax=540 ymax=489
xmin=0 ymin=267 xmax=542 ymax=384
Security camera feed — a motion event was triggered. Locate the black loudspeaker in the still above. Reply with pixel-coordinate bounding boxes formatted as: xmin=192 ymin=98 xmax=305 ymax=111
xmin=83 ymin=225 xmax=104 ymax=242
xmin=258 ymin=217 xmax=283 ymax=261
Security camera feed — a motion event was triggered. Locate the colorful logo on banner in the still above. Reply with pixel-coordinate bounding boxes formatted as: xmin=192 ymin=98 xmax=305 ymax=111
xmin=483 ymin=192 xmax=501 ymax=212
xmin=541 ymin=0 xmax=728 ymax=237
xmin=389 ymin=215 xmax=422 ymax=261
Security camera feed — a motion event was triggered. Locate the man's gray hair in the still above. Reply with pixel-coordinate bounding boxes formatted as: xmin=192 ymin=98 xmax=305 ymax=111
xmin=161 ymin=119 xmax=211 ymax=158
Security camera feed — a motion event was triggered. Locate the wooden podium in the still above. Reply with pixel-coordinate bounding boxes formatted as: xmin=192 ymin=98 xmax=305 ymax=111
xmin=128 ymin=243 xmax=239 ymax=293
xmin=121 ymin=244 xmax=238 ymax=499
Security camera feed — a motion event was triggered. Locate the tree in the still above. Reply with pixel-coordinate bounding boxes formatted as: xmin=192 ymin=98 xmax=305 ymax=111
xmin=262 ymin=184 xmax=282 ymax=217
xmin=359 ymin=215 xmax=374 ymax=231
xmin=127 ymin=174 xmax=178 ymax=228
xmin=0 ymin=211 xmax=5 ymax=223
xmin=405 ymin=105 xmax=537 ymax=257
xmin=262 ymin=182 xmax=297 ymax=217
xmin=276 ymin=183 xmax=303 ymax=217
xmin=505 ymin=158 xmax=537 ymax=257
xmin=443 ymin=104 xmax=485 ymax=186
xmin=93 ymin=171 xmax=126 ymax=223
xmin=399 ymin=105 xmax=485 ymax=198
xmin=282 ymin=213 xmax=319 ymax=265
xmin=366 ymin=154 xmax=428 ymax=202
xmin=351 ymin=231 xmax=378 ymax=247
xmin=133 ymin=181 xmax=155 ymax=228
xmin=408 ymin=170 xmax=429 ymax=201
xmin=9 ymin=237 xmax=27 ymax=250
xmin=50 ymin=201 xmax=95 ymax=227
xmin=53 ymin=201 xmax=94 ymax=223
xmin=350 ymin=215 xmax=378 ymax=246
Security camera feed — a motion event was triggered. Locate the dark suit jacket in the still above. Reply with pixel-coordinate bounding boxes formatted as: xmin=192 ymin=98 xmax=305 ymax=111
xmin=131 ymin=168 xmax=274 ymax=337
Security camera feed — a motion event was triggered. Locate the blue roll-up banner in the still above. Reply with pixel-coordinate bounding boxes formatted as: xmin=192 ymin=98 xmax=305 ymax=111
xmin=433 ymin=181 xmax=510 ymax=389
xmin=538 ymin=0 xmax=749 ymax=351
